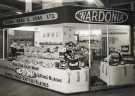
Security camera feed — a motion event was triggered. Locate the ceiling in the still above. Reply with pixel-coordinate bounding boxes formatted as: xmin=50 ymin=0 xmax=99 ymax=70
xmin=0 ymin=0 xmax=135 ymax=18
xmin=0 ymin=0 xmax=42 ymax=18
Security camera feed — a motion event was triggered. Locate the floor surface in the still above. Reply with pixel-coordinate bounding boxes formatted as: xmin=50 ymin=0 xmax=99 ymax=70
xmin=0 ymin=76 xmax=135 ymax=96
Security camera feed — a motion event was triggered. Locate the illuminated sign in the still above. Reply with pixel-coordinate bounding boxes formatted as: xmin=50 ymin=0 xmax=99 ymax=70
xmin=75 ymin=9 xmax=128 ymax=24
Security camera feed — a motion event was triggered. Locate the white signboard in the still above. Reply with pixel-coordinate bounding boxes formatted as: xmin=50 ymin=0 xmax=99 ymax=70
xmin=3 ymin=12 xmax=58 ymax=25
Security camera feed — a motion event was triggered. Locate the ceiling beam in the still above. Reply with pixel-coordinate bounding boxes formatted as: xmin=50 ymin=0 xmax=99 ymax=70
xmin=0 ymin=0 xmax=25 ymax=11
xmin=0 ymin=4 xmax=19 ymax=10
xmin=94 ymin=0 xmax=104 ymax=7
xmin=111 ymin=1 xmax=135 ymax=6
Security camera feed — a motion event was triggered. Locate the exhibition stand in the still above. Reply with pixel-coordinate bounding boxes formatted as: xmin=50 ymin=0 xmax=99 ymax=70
xmin=0 ymin=5 xmax=134 ymax=93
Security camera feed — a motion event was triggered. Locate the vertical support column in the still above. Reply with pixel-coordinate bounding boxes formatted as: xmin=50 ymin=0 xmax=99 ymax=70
xmin=5 ymin=29 xmax=8 ymax=59
xmin=42 ymin=0 xmax=50 ymax=9
xmin=2 ymin=29 xmax=7 ymax=60
xmin=88 ymin=24 xmax=91 ymax=68
xmin=3 ymin=29 xmax=4 ymax=60
xmin=130 ymin=25 xmax=134 ymax=56
xmin=130 ymin=2 xmax=134 ymax=56
xmin=25 ymin=0 xmax=32 ymax=12
xmin=42 ymin=0 xmax=63 ymax=9
xmin=88 ymin=24 xmax=91 ymax=92
xmin=0 ymin=29 xmax=4 ymax=59
xmin=107 ymin=25 xmax=109 ymax=56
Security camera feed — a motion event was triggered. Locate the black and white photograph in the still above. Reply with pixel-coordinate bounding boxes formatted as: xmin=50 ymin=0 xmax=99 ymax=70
xmin=0 ymin=0 xmax=135 ymax=96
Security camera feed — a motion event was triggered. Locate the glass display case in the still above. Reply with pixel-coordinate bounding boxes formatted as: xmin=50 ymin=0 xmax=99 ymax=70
xmin=1 ymin=24 xmax=90 ymax=93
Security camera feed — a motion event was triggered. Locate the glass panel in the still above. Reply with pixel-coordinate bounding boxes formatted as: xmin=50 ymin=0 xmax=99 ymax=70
xmin=7 ymin=24 xmax=90 ymax=68
xmin=89 ymin=24 xmax=108 ymax=88
xmin=7 ymin=28 xmax=34 ymax=60
xmin=106 ymin=25 xmax=131 ymax=87
xmin=99 ymin=25 xmax=131 ymax=88
xmin=89 ymin=24 xmax=131 ymax=90
xmin=108 ymin=25 xmax=130 ymax=56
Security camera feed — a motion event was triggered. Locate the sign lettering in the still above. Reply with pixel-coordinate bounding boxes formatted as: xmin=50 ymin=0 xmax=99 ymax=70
xmin=4 ymin=72 xmax=49 ymax=88
xmin=75 ymin=9 xmax=128 ymax=24
xmin=16 ymin=68 xmax=62 ymax=82
xmin=3 ymin=12 xmax=58 ymax=25
xmin=12 ymin=62 xmax=39 ymax=70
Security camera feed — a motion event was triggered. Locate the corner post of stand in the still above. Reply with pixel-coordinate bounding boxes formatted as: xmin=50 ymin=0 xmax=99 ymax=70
xmin=88 ymin=24 xmax=91 ymax=92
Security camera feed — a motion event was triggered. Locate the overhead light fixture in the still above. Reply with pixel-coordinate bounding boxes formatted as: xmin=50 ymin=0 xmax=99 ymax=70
xmin=42 ymin=0 xmax=63 ymax=3
xmin=11 ymin=26 xmax=36 ymax=31
xmin=16 ymin=11 xmax=23 ymax=14
xmin=55 ymin=0 xmax=63 ymax=3
xmin=85 ymin=0 xmax=95 ymax=3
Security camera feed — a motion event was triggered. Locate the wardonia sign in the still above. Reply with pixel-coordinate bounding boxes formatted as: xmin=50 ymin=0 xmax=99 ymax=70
xmin=75 ymin=9 xmax=128 ymax=24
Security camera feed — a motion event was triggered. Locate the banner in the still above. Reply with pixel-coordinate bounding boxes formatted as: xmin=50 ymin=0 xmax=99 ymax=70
xmin=1 ymin=6 xmax=129 ymax=28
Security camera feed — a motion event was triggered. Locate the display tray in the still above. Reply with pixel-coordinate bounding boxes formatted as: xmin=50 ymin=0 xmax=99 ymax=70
xmin=0 ymin=60 xmax=89 ymax=94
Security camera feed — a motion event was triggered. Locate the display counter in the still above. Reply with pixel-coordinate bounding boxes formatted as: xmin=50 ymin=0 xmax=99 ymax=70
xmin=0 ymin=59 xmax=89 ymax=94
xmin=0 ymin=21 xmax=91 ymax=93
xmin=100 ymin=61 xmax=135 ymax=86
xmin=6 ymin=38 xmax=90 ymax=93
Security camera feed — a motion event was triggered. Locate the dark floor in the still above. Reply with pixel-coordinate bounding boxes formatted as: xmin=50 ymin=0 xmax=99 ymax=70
xmin=0 ymin=76 xmax=135 ymax=96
